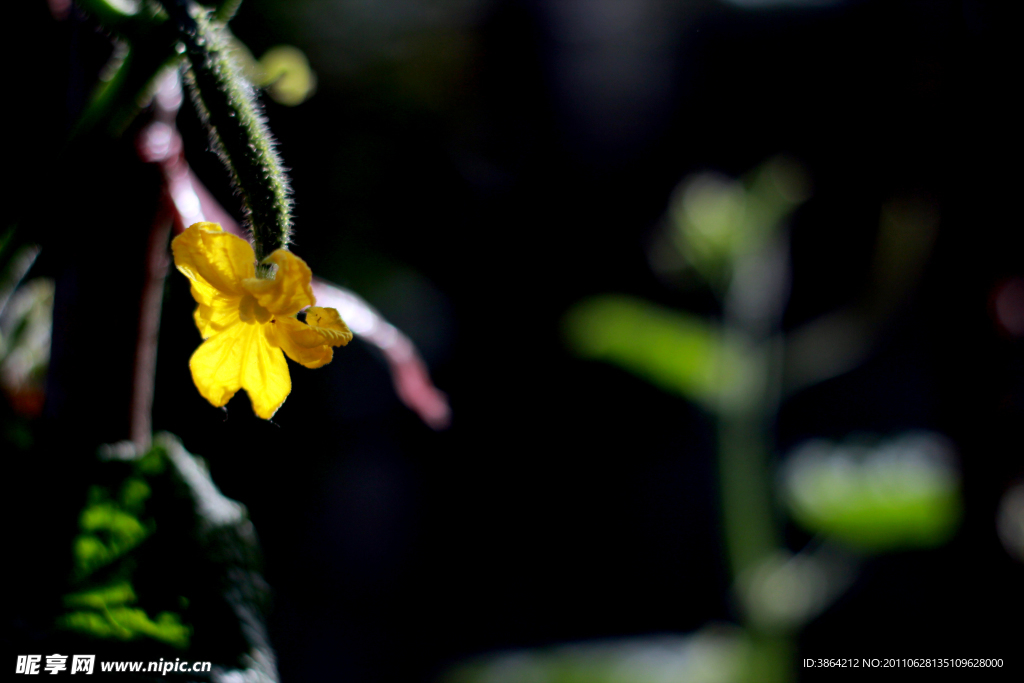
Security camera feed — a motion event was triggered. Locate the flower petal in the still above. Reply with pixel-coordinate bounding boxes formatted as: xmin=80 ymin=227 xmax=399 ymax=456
xmin=266 ymin=316 xmax=334 ymax=369
xmin=266 ymin=307 xmax=352 ymax=369
xmin=173 ymin=222 xmax=256 ymax=300
xmin=242 ymin=249 xmax=315 ymax=316
xmin=306 ymin=306 xmax=354 ymax=346
xmin=193 ymin=291 xmax=242 ymax=339
xmin=189 ymin=322 xmax=292 ymax=419
xmin=241 ymin=327 xmax=292 ymax=419
xmin=189 ymin=322 xmax=248 ymax=409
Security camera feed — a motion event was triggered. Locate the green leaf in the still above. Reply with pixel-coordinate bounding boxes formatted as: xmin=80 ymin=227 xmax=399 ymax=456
xmin=61 ymin=580 xmax=191 ymax=648
xmin=258 ymin=46 xmax=317 ymax=106
xmin=563 ymin=294 xmax=754 ymax=411
xmin=119 ymin=477 xmax=151 ymax=514
xmin=64 ymin=582 xmax=137 ymax=610
xmin=74 ymin=503 xmax=152 ymax=577
xmin=667 ymin=156 xmax=809 ymax=288
xmin=780 ymin=433 xmax=961 ymax=552
xmin=60 ymin=449 xmax=189 ymax=649
xmin=444 ymin=630 xmax=749 ymax=683
xmin=58 ymin=607 xmax=190 ymax=648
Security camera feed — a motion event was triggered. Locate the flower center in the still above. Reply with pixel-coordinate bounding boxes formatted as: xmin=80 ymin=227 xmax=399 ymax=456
xmin=238 ymin=294 xmax=272 ymax=324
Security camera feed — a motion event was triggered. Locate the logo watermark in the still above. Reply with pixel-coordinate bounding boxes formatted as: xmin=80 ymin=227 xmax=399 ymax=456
xmin=16 ymin=655 xmax=211 ymax=675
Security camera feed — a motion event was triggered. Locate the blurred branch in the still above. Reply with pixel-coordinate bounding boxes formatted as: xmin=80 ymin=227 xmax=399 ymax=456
xmin=783 ymin=197 xmax=938 ymax=394
xmin=130 ymin=207 xmax=173 ymax=451
xmin=0 ymin=241 xmax=41 ymax=321
xmin=717 ymin=234 xmax=789 ymax=578
xmin=716 ymin=236 xmax=791 ymax=683
xmin=72 ymin=0 xmax=180 ymax=138
xmin=130 ymin=70 xmax=189 ymax=451
xmin=311 ymin=280 xmax=451 ymax=430
xmin=73 ymin=40 xmax=182 ymax=139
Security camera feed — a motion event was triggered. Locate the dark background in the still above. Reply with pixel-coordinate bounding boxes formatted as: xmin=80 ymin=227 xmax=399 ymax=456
xmin=4 ymin=0 xmax=1021 ymax=680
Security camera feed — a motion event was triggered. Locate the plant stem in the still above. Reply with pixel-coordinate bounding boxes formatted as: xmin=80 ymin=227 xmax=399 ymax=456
xmin=130 ymin=207 xmax=173 ymax=451
xmin=161 ymin=0 xmax=292 ymax=263
xmin=717 ymin=239 xmax=791 ymax=683
xmin=717 ymin=362 xmax=780 ymax=578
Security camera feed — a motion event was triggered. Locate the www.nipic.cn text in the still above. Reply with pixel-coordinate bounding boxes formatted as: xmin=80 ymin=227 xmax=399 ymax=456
xmin=15 ymin=655 xmax=213 ymax=675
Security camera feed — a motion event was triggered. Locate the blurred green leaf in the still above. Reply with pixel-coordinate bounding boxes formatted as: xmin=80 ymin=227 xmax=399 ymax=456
xmin=666 ymin=157 xmax=809 ymax=288
xmin=64 ymin=582 xmax=137 ymax=610
xmin=59 ymin=435 xmax=277 ymax=671
xmin=260 ymin=46 xmax=317 ymax=105
xmin=79 ymin=503 xmax=148 ymax=538
xmin=563 ymin=294 xmax=754 ymax=411
xmin=60 ymin=450 xmax=188 ymax=648
xmin=58 ymin=607 xmax=190 ymax=648
xmin=444 ymin=630 xmax=749 ymax=683
xmin=671 ymin=173 xmax=747 ymax=283
xmin=780 ymin=433 xmax=961 ymax=552
xmin=73 ymin=497 xmax=152 ymax=577
xmin=119 ymin=477 xmax=151 ymax=515
xmin=227 ymin=38 xmax=318 ymax=106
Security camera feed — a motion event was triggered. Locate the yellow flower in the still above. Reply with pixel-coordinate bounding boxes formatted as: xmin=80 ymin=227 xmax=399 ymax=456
xmin=172 ymin=222 xmax=352 ymax=419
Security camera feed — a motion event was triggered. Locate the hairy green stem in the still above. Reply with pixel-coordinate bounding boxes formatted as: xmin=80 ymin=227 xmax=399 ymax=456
xmin=161 ymin=0 xmax=292 ymax=262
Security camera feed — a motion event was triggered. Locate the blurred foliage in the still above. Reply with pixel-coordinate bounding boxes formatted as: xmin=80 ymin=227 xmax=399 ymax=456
xmin=780 ymin=433 xmax=961 ymax=552
xmin=656 ymin=157 xmax=809 ymax=290
xmin=0 ymin=275 xmax=52 ymax=418
xmin=73 ymin=0 xmax=317 ymax=143
xmin=59 ymin=446 xmax=190 ymax=648
xmin=563 ymin=153 xmax=959 ymax=683
xmin=259 ymin=45 xmax=317 ymax=105
xmin=60 ymin=582 xmax=190 ymax=648
xmin=997 ymin=482 xmax=1024 ymax=563
xmin=782 ymin=196 xmax=938 ymax=394
xmin=55 ymin=433 xmax=277 ymax=679
xmin=736 ymin=547 xmax=856 ymax=633
xmin=72 ymin=0 xmax=178 ymax=137
xmin=228 ymin=38 xmax=318 ymax=106
xmin=444 ymin=629 xmax=749 ymax=683
xmin=72 ymin=482 xmax=154 ymax=579
xmin=563 ymin=294 xmax=756 ymax=412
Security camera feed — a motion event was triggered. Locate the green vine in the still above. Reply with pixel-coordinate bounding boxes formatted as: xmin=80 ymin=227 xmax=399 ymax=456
xmin=160 ymin=0 xmax=293 ymax=263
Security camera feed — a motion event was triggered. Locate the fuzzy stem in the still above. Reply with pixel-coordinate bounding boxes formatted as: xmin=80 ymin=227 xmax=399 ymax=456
xmin=161 ymin=0 xmax=292 ymax=263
